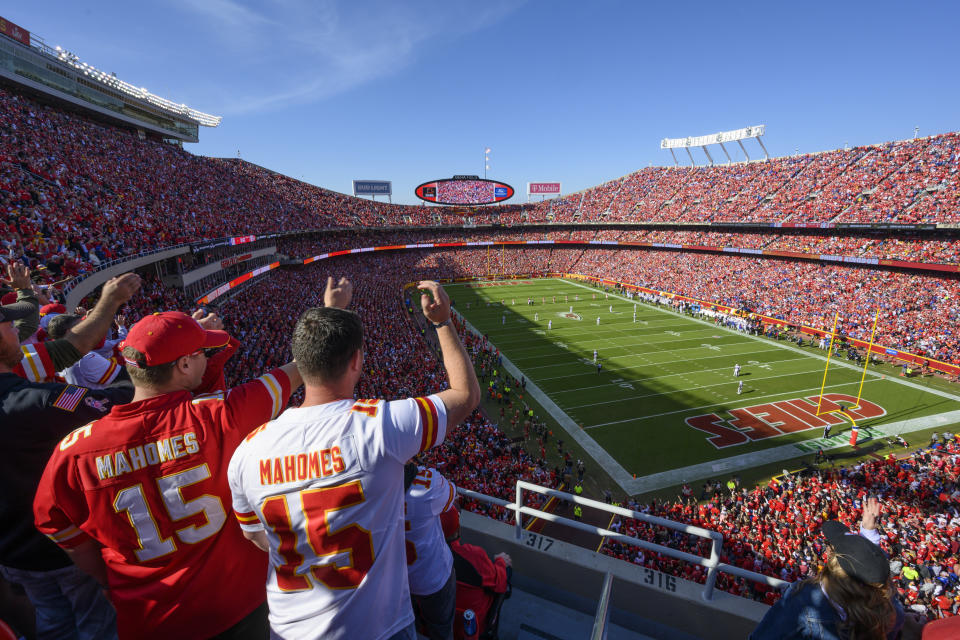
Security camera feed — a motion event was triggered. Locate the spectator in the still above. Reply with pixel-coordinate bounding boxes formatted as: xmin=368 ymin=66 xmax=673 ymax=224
xmin=441 ymin=507 xmax=511 ymax=640
xmin=405 ymin=462 xmax=459 ymax=640
xmin=0 ymin=274 xmax=140 ymax=639
xmin=46 ymin=314 xmax=125 ymax=389
xmin=33 ymin=307 xmax=303 ymax=639
xmin=227 ymin=279 xmax=479 ymax=639
xmin=749 ymin=497 xmax=928 ymax=639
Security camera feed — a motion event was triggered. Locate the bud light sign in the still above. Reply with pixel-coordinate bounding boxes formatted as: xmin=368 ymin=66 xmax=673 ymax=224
xmin=353 ymin=180 xmax=392 ymax=196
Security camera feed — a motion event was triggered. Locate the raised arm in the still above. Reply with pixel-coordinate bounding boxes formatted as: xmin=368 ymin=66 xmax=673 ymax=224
xmin=418 ymin=280 xmax=480 ymax=429
xmin=64 ymin=273 xmax=142 ymax=355
xmin=2 ymin=261 xmax=39 ymax=342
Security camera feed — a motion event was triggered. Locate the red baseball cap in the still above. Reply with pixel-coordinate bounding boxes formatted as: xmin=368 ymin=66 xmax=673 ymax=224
xmin=121 ymin=311 xmax=229 ymax=367
xmin=440 ymin=506 xmax=460 ymax=541
xmin=39 ymin=303 xmax=66 ymax=316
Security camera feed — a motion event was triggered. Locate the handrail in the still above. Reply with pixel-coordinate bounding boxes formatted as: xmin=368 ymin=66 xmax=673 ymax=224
xmin=590 ymin=572 xmax=614 ymax=640
xmin=456 ymin=483 xmax=789 ymax=602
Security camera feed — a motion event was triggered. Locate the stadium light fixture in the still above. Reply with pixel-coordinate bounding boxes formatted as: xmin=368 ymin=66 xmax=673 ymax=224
xmin=37 ymin=34 xmax=221 ymax=127
xmin=661 ymin=125 xmax=768 ymax=167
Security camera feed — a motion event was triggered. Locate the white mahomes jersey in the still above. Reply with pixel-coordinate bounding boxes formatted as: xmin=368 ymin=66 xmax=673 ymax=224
xmin=228 ymin=395 xmax=447 ymax=640
xmin=404 ymin=466 xmax=456 ymax=596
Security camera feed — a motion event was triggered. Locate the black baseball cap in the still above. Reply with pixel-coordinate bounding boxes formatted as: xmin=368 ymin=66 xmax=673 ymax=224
xmin=0 ymin=300 xmax=33 ymax=323
xmin=823 ymin=520 xmax=890 ymax=584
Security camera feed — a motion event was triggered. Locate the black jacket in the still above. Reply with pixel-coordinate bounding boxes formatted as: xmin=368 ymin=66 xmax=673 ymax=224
xmin=0 ymin=372 xmax=133 ymax=570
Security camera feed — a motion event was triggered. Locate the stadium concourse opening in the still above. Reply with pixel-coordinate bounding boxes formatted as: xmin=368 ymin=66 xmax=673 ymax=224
xmin=1 ymin=13 xmax=960 ymax=638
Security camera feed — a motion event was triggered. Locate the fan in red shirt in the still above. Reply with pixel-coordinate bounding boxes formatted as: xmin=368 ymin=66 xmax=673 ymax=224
xmin=33 ymin=308 xmax=304 ymax=639
xmin=441 ymin=507 xmax=511 ymax=640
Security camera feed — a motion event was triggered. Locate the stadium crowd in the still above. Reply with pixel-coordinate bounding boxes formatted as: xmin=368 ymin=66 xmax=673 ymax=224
xmin=602 ymin=433 xmax=960 ymax=621
xmin=3 ymin=79 xmax=960 ymax=638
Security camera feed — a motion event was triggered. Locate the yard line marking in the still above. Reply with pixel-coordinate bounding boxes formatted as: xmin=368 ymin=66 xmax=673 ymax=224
xmin=538 ymin=354 xmax=809 ymax=383
xmin=563 ymin=278 xmax=960 ymax=403
xmin=519 ymin=344 xmax=788 ymax=371
xmin=564 ymin=369 xmax=833 ymax=411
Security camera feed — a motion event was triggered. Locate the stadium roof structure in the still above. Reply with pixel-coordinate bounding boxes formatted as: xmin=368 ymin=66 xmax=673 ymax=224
xmin=0 ymin=15 xmax=220 ymax=142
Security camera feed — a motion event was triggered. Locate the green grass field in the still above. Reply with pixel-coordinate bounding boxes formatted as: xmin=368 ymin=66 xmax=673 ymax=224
xmin=447 ymin=278 xmax=960 ymax=493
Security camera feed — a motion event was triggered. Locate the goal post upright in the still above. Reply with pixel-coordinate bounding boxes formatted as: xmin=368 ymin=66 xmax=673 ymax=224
xmin=816 ymin=312 xmax=840 ymax=417
xmin=854 ymin=309 xmax=881 ymax=410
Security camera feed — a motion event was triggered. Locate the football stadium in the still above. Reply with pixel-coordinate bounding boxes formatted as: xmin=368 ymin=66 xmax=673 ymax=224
xmin=0 ymin=4 xmax=959 ymax=640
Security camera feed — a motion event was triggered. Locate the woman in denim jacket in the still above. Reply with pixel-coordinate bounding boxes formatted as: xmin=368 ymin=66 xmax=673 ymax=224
xmin=751 ymin=498 xmax=925 ymax=640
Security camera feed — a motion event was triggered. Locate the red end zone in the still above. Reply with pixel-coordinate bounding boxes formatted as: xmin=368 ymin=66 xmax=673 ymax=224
xmin=684 ymin=394 xmax=886 ymax=449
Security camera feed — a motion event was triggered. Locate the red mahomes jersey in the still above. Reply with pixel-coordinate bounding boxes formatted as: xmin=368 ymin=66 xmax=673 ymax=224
xmin=228 ymin=395 xmax=447 ymax=640
xmin=404 ymin=466 xmax=456 ymax=596
xmin=34 ymin=369 xmax=292 ymax=640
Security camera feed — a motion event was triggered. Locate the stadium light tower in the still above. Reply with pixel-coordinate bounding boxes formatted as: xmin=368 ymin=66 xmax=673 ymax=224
xmin=484 ymin=147 xmax=491 ymax=179
xmin=661 ymin=125 xmax=768 ymax=166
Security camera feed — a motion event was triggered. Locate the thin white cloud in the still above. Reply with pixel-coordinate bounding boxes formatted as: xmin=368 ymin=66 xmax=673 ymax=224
xmin=168 ymin=0 xmax=526 ymax=115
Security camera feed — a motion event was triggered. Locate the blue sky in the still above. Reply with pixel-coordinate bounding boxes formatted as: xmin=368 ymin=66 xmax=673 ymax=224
xmin=9 ymin=1 xmax=959 ymax=204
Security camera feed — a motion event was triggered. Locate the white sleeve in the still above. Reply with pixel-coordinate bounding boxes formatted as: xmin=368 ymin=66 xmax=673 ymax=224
xmin=858 ymin=526 xmax=882 ymax=546
xmin=228 ymin=444 xmax=263 ymax=532
xmin=382 ymin=395 xmax=448 ymax=463
xmin=426 ymin=470 xmax=457 ymax=517
xmin=79 ymin=352 xmax=121 ymax=387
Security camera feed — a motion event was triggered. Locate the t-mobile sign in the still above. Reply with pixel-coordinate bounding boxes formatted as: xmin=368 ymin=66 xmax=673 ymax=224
xmin=528 ymin=182 xmax=561 ymax=195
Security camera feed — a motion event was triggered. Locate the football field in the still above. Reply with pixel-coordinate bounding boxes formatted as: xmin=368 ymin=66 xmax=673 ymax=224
xmin=446 ymin=278 xmax=960 ymax=494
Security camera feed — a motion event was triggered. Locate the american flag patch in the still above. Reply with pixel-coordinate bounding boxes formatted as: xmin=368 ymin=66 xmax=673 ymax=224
xmin=52 ymin=386 xmax=88 ymax=412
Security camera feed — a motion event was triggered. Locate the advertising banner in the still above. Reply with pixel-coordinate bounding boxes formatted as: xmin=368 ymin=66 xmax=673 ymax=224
xmin=0 ymin=17 xmax=29 ymax=46
xmin=353 ymin=180 xmax=392 ymax=196
xmin=528 ymin=182 xmax=561 ymax=195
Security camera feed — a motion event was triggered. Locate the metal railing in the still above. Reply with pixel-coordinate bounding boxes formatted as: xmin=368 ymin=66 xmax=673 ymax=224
xmin=457 ymin=481 xmax=788 ymax=602
xmin=590 ymin=572 xmax=614 ymax=640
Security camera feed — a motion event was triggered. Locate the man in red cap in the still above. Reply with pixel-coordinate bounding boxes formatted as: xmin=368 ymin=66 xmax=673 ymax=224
xmin=31 ymin=281 xmax=356 ymax=639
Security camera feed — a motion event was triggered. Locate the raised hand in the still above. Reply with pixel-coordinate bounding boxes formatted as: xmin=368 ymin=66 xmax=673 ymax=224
xmin=100 ymin=273 xmax=142 ymax=307
xmin=193 ymin=309 xmax=224 ymax=331
xmin=323 ymin=276 xmax=352 ymax=309
xmin=418 ymin=280 xmax=451 ymax=325
xmin=3 ymin=261 xmax=31 ymax=291
xmin=861 ymin=496 xmax=881 ymax=530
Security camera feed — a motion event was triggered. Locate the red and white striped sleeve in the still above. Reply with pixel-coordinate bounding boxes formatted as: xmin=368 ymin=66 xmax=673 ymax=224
xmin=15 ymin=342 xmax=55 ymax=382
xmin=383 ymin=394 xmax=448 ymax=462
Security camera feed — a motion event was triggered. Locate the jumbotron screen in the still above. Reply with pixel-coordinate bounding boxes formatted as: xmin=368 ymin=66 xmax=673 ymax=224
xmin=415 ymin=176 xmax=514 ymax=205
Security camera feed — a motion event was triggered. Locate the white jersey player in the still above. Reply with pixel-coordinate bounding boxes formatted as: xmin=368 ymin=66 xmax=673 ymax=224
xmin=228 ymin=394 xmax=447 ymax=640
xmin=733 ymin=363 xmax=741 ymax=377
xmin=548 ymin=320 xmax=552 ymax=330
xmin=593 ymin=349 xmax=598 ymax=363
xmin=737 ymin=381 xmax=744 ymax=395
